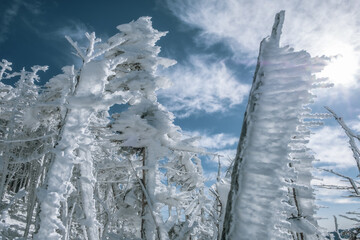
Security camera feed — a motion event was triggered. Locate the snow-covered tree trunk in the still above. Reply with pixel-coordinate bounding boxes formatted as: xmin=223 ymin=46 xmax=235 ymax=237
xmin=141 ymin=147 xmax=163 ymax=240
xmin=222 ymin=11 xmax=329 ymax=240
xmin=35 ymin=75 xmax=100 ymax=239
xmin=35 ymin=38 xmax=121 ymax=239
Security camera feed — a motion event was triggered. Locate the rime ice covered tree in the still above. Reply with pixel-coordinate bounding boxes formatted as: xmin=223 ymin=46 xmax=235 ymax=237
xmin=104 ymin=17 xmax=208 ymax=240
xmin=0 ymin=17 xmax=209 ymax=240
xmin=35 ymin=31 xmax=127 ymax=239
xmin=0 ymin=61 xmax=53 ymax=238
xmin=31 ymin=16 xmax=207 ymax=240
xmin=222 ymin=11 xmax=331 ymax=240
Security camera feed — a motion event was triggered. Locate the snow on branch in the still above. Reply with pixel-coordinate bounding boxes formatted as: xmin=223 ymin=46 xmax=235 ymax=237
xmin=87 ymin=37 xmax=125 ymax=62
xmin=270 ymin=10 xmax=285 ymax=46
xmin=321 ymin=168 xmax=359 ymax=196
xmin=66 ymin=33 xmax=125 ymax=63
xmin=29 ymin=65 xmax=49 ymax=82
xmin=339 ymin=214 xmax=360 ymax=223
xmin=85 ymin=32 xmax=101 ymax=57
xmin=65 ymin=35 xmax=86 ymax=62
xmin=168 ymin=145 xmax=223 ymax=157
xmin=127 ymin=156 xmax=163 ymax=240
xmin=0 ymin=133 xmax=55 ymax=143
xmin=325 ymin=106 xmax=360 ymax=174
xmin=0 ymin=59 xmax=12 ymax=80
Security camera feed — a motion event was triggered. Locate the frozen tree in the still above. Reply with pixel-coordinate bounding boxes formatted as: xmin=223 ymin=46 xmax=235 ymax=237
xmin=0 ymin=17 xmax=211 ymax=240
xmin=222 ymin=11 xmax=331 ymax=240
xmin=209 ymin=158 xmax=231 ymax=240
xmin=319 ymin=107 xmax=360 ymax=239
xmin=164 ymin=151 xmax=216 ymax=240
xmin=35 ymin=31 xmax=127 ymax=239
xmin=0 ymin=61 xmax=51 ymax=238
xmin=103 ymin=17 xmax=178 ymax=240
xmin=98 ymin=17 xmax=216 ymax=240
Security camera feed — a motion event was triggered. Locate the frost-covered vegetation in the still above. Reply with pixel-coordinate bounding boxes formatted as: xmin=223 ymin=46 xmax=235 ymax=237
xmin=0 ymin=11 xmax=358 ymax=240
xmin=0 ymin=17 xmax=220 ymax=240
xmin=222 ymin=11 xmax=332 ymax=240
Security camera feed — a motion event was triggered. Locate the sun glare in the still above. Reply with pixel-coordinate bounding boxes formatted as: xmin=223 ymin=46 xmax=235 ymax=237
xmin=318 ymin=43 xmax=359 ymax=87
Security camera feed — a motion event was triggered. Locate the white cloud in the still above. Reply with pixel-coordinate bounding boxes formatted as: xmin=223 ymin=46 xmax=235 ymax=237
xmin=184 ymin=131 xmax=238 ymax=150
xmin=310 ymin=125 xmax=356 ymax=170
xmin=349 ymin=115 xmax=360 ymax=132
xmin=166 ymin=0 xmax=360 ymax=90
xmin=159 ymin=55 xmax=250 ymax=117
xmin=197 ymin=133 xmax=238 ymax=150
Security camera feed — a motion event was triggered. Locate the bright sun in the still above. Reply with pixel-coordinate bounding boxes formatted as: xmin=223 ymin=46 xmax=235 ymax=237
xmin=318 ymin=43 xmax=359 ymax=87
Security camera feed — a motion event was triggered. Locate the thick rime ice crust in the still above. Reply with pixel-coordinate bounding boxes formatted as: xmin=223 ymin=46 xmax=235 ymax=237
xmin=106 ymin=17 xmax=207 ymax=240
xmin=34 ymin=17 xmax=174 ymax=240
xmin=222 ymin=11 xmax=330 ymax=240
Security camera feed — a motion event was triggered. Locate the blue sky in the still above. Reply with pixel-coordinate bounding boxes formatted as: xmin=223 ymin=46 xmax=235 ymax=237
xmin=1 ymin=0 xmax=360 ymax=232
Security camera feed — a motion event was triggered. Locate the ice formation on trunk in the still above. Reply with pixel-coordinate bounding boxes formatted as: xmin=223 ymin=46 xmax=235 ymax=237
xmin=35 ymin=32 xmax=127 ymax=240
xmin=106 ymin=17 xmax=212 ymax=240
xmin=0 ymin=17 xmax=215 ymax=239
xmin=222 ymin=11 xmax=331 ymax=240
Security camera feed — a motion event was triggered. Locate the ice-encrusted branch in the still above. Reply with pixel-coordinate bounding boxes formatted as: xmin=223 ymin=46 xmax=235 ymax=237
xmin=339 ymin=214 xmax=360 ymax=223
xmin=0 ymin=133 xmax=55 ymax=143
xmin=168 ymin=146 xmax=223 ymax=157
xmin=270 ymin=10 xmax=285 ymax=46
xmin=0 ymin=59 xmax=12 ymax=80
xmin=332 ymin=216 xmax=344 ymax=240
xmin=86 ymin=38 xmax=125 ymax=62
xmin=65 ymin=36 xmax=86 ymax=62
xmin=321 ymin=169 xmax=359 ymax=196
xmin=127 ymin=157 xmax=164 ymax=240
xmin=85 ymin=32 xmax=101 ymax=57
xmin=66 ymin=33 xmax=125 ymax=64
xmin=325 ymin=106 xmax=360 ymax=174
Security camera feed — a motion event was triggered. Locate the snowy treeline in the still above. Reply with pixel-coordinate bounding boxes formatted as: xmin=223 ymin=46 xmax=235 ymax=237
xmin=0 ymin=11 xmax=347 ymax=240
xmin=0 ymin=17 xmax=222 ymax=240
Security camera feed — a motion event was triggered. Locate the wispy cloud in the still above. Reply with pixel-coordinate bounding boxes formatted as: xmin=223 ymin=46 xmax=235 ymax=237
xmin=52 ymin=20 xmax=94 ymax=66
xmin=0 ymin=0 xmax=43 ymax=45
xmin=159 ymin=55 xmax=250 ymax=117
xmin=0 ymin=0 xmax=23 ymax=44
xmin=22 ymin=1 xmax=42 ymax=15
xmin=166 ymin=0 xmax=360 ymax=91
xmin=54 ymin=20 xmax=92 ymax=43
